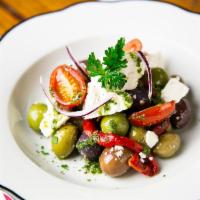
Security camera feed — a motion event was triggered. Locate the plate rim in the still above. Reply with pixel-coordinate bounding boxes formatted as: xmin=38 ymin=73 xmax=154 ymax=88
xmin=0 ymin=0 xmax=199 ymax=43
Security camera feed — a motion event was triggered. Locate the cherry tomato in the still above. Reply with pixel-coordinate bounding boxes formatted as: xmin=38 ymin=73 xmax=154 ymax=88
xmin=123 ymin=38 xmax=142 ymax=52
xmin=128 ymin=153 xmax=159 ymax=176
xmin=50 ymin=65 xmax=87 ymax=109
xmin=129 ymin=101 xmax=175 ymax=127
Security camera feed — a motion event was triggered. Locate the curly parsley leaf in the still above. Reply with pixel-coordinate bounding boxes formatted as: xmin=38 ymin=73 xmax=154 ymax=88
xmin=86 ymin=37 xmax=128 ymax=91
xmin=87 ymin=52 xmax=105 ymax=77
xmin=103 ymin=37 xmax=127 ymax=71
xmin=99 ymin=71 xmax=127 ymax=91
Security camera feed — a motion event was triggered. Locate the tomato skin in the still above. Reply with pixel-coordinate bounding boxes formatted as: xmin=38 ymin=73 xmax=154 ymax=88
xmin=129 ymin=101 xmax=175 ymax=127
xmin=128 ymin=153 xmax=159 ymax=176
xmin=50 ymin=65 xmax=87 ymax=109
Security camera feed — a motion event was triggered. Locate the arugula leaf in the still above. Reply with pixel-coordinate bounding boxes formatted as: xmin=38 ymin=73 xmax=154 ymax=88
xmin=86 ymin=37 xmax=128 ymax=91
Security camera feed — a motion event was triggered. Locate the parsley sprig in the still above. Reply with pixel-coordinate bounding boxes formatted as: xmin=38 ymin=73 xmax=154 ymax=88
xmin=86 ymin=38 xmax=128 ymax=91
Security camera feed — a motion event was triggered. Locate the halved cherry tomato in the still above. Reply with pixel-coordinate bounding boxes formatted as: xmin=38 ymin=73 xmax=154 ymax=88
xmin=128 ymin=153 xmax=159 ymax=176
xmin=50 ymin=65 xmax=87 ymax=110
xmin=129 ymin=101 xmax=175 ymax=127
xmin=123 ymin=38 xmax=142 ymax=52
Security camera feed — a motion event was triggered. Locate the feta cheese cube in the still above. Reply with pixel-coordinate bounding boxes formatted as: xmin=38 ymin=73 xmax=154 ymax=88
xmin=139 ymin=152 xmax=147 ymax=159
xmin=161 ymin=77 xmax=189 ymax=103
xmin=83 ymin=77 xmax=132 ymax=119
xmin=145 ymin=131 xmax=159 ymax=148
xmin=122 ymin=52 xmax=145 ymax=90
xmin=146 ymin=52 xmax=165 ymax=68
xmin=40 ymin=104 xmax=69 ymax=137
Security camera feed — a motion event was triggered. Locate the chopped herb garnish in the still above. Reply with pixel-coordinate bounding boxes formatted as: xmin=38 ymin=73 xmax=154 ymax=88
xmin=83 ymin=160 xmax=102 ymax=175
xmin=61 ymin=164 xmax=69 ymax=171
xmin=37 ymin=145 xmax=49 ymax=156
xmin=130 ymin=52 xmax=142 ymax=74
xmin=86 ymin=38 xmax=128 ymax=91
xmin=130 ymin=52 xmax=141 ymax=67
xmin=109 ymin=119 xmax=118 ymax=132
xmin=137 ymin=68 xmax=142 ymax=73
xmin=142 ymin=145 xmax=151 ymax=156
xmin=136 ymin=114 xmax=145 ymax=120
xmin=52 ymin=135 xmax=58 ymax=144
xmin=87 ymin=179 xmax=92 ymax=182
xmin=76 ymin=134 xmax=98 ymax=151
xmin=41 ymin=151 xmax=49 ymax=156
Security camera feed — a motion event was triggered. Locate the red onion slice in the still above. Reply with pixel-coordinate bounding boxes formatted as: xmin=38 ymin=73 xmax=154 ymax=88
xmin=40 ymin=77 xmax=112 ymax=117
xmin=66 ymin=46 xmax=90 ymax=82
xmin=137 ymin=51 xmax=152 ymax=99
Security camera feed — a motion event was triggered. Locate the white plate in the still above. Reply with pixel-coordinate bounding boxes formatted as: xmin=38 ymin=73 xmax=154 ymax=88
xmin=0 ymin=1 xmax=200 ymax=200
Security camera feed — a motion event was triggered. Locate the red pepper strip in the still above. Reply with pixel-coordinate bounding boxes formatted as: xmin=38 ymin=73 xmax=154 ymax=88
xmin=98 ymin=132 xmax=143 ymax=153
xmin=82 ymin=119 xmax=143 ymax=153
xmin=129 ymin=101 xmax=175 ymax=127
xmin=128 ymin=153 xmax=159 ymax=176
xmin=82 ymin=119 xmax=97 ymax=136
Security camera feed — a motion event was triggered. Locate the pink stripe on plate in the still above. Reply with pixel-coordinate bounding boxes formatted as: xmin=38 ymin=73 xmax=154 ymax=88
xmin=0 ymin=190 xmax=13 ymax=200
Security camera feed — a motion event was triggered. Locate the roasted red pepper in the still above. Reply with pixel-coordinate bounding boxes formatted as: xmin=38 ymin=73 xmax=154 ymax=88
xmin=83 ymin=119 xmax=97 ymax=136
xmin=83 ymin=119 xmax=143 ymax=153
xmin=129 ymin=101 xmax=175 ymax=127
xmin=128 ymin=153 xmax=159 ymax=176
xmin=98 ymin=131 xmax=143 ymax=153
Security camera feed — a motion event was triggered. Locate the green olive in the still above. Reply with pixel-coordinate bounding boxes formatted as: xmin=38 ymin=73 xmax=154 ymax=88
xmin=129 ymin=126 xmax=146 ymax=144
xmin=152 ymin=67 xmax=169 ymax=88
xmin=153 ymin=133 xmax=181 ymax=158
xmin=27 ymin=103 xmax=47 ymax=132
xmin=99 ymin=147 xmax=132 ymax=177
xmin=100 ymin=113 xmax=129 ymax=136
xmin=52 ymin=124 xmax=78 ymax=159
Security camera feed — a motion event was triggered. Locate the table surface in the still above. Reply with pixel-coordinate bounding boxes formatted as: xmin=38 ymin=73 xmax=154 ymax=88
xmin=0 ymin=0 xmax=199 ymax=35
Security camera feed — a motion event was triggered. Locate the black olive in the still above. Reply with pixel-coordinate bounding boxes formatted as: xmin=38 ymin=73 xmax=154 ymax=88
xmin=127 ymin=88 xmax=151 ymax=112
xmin=170 ymin=98 xmax=191 ymax=129
xmin=76 ymin=133 xmax=103 ymax=161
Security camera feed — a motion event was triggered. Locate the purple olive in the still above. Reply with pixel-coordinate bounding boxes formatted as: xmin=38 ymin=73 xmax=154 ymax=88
xmin=127 ymin=88 xmax=151 ymax=112
xmin=151 ymin=119 xmax=170 ymax=135
xmin=76 ymin=133 xmax=103 ymax=161
xmin=170 ymin=98 xmax=192 ymax=129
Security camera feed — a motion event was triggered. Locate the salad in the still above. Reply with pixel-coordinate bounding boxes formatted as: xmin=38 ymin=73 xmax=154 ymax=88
xmin=27 ymin=38 xmax=191 ymax=177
